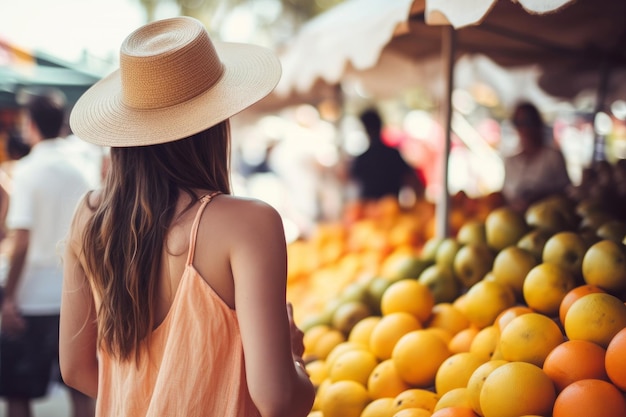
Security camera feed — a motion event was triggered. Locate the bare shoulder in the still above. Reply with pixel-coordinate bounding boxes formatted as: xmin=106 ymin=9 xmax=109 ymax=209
xmin=208 ymin=195 xmax=284 ymax=237
xmin=68 ymin=190 xmax=100 ymax=246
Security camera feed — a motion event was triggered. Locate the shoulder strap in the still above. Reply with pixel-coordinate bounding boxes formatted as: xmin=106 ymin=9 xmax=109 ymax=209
xmin=186 ymin=191 xmax=222 ymax=266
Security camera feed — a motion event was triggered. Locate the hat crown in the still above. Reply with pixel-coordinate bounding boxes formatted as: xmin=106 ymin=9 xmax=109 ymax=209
xmin=120 ymin=17 xmax=223 ymax=110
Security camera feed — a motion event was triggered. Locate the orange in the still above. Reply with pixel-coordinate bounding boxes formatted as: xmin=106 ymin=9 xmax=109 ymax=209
xmin=542 ymin=339 xmax=609 ymax=392
xmin=518 ymin=229 xmax=552 ymax=263
xmin=425 ymin=327 xmax=454 ymax=345
xmin=564 ymin=292 xmax=626 ymax=348
xmin=522 ymin=262 xmax=577 ymax=317
xmin=361 ymin=397 xmax=395 ymax=417
xmin=427 ymin=303 xmax=470 ymax=336
xmin=305 ymin=360 xmax=329 ymax=387
xmin=606 ymin=327 xmax=626 ymax=391
xmin=312 ymin=378 xmax=331 ymax=411
xmin=461 ymin=280 xmax=516 ymax=329
xmin=469 ymin=325 xmax=500 ymax=361
xmin=435 ymin=352 xmax=486 ymax=396
xmin=456 ymin=219 xmax=487 ymax=246
xmin=434 ymin=387 xmax=472 ymax=411
xmin=391 ymin=389 xmax=439 ymax=414
xmin=348 ymin=316 xmax=382 ymax=346
xmin=308 ymin=328 xmax=346 ymax=361
xmin=448 ymin=326 xmax=480 ymax=354
xmin=380 ymin=279 xmax=435 ymax=324
xmin=491 ymin=246 xmax=538 ymax=298
xmin=466 ymin=359 xmax=509 ymax=416
xmin=328 ymin=349 xmax=379 ymax=386
xmin=320 ymin=379 xmax=370 ymax=417
xmin=303 ymin=324 xmax=332 ymax=358
xmin=370 ymin=312 xmax=422 ymax=360
xmin=499 ymin=313 xmax=564 ymax=367
xmin=484 ymin=206 xmax=528 ymax=251
xmin=582 ymin=239 xmax=626 ymax=293
xmin=494 ymin=305 xmax=533 ymax=332
xmin=392 ymin=408 xmax=432 ymax=417
xmin=452 ymin=243 xmax=495 ymax=289
xmin=431 ymin=407 xmax=479 ymax=417
xmin=392 ymin=329 xmax=452 ymax=387
xmin=479 ymin=361 xmax=556 ymax=417
xmin=325 ymin=341 xmax=368 ymax=371
xmin=418 ymin=263 xmax=461 ymax=304
xmin=552 ymin=379 xmax=626 ymax=417
xmin=558 ymin=284 xmax=606 ymax=325
xmin=368 ymin=359 xmax=412 ymax=400
xmin=542 ymin=231 xmax=588 ymax=277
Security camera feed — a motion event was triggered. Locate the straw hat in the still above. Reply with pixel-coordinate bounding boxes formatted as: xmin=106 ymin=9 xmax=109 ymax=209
xmin=69 ymin=16 xmax=281 ymax=147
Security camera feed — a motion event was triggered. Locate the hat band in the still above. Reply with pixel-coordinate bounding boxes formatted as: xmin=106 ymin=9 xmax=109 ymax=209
xmin=120 ymin=20 xmax=224 ymax=110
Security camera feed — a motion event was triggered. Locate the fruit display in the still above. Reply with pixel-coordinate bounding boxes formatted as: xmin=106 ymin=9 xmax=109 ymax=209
xmin=287 ymin=184 xmax=626 ymax=417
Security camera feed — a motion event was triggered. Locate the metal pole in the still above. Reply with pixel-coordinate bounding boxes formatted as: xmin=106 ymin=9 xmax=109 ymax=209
xmin=435 ymin=25 xmax=456 ymax=239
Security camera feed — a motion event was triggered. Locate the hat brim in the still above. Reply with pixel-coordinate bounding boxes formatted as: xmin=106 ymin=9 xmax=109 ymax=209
xmin=69 ymin=41 xmax=281 ymax=147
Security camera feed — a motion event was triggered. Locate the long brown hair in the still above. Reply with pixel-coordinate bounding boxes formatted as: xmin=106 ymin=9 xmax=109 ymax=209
xmin=82 ymin=120 xmax=231 ymax=361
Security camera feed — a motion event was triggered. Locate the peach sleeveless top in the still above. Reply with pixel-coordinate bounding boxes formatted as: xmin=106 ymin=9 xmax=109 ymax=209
xmin=95 ymin=193 xmax=262 ymax=417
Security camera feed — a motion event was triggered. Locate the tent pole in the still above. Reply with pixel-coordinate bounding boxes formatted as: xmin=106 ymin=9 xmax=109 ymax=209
xmin=436 ymin=25 xmax=456 ymax=239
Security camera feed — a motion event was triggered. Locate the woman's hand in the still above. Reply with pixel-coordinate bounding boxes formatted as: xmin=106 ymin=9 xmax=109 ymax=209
xmin=287 ymin=302 xmax=305 ymax=359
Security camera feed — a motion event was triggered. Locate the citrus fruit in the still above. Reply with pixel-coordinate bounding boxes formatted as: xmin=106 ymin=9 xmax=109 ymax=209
xmin=552 ymin=379 xmax=626 ymax=417
xmin=332 ymin=300 xmax=373 ymax=335
xmin=453 ymin=243 xmax=495 ymax=289
xmin=522 ymin=262 xmax=576 ymax=317
xmin=564 ymin=292 xmax=626 ymax=348
xmin=582 ymin=239 xmax=626 ymax=293
xmin=325 ymin=341 xmax=368 ymax=372
xmin=320 ymin=379 xmax=370 ymax=417
xmin=558 ymin=284 xmax=606 ymax=325
xmin=392 ymin=408 xmax=432 ymax=417
xmin=479 ymin=361 xmax=556 ymax=417
xmin=392 ymin=329 xmax=452 ymax=387
xmin=461 ymin=280 xmax=516 ymax=329
xmin=431 ymin=407 xmax=480 ymax=417
xmin=456 ymin=219 xmax=486 ymax=246
xmin=380 ymin=279 xmax=435 ymax=324
xmin=434 ymin=387 xmax=472 ymax=411
xmin=307 ymin=327 xmax=346 ymax=360
xmin=469 ymin=325 xmax=500 ymax=361
xmin=370 ymin=312 xmax=422 ymax=360
xmin=466 ymin=359 xmax=509 ymax=416
xmin=448 ymin=326 xmax=480 ymax=354
xmin=517 ymin=229 xmax=551 ymax=261
xmin=418 ymin=264 xmax=460 ymax=304
xmin=361 ymin=397 xmax=395 ymax=417
xmin=348 ymin=315 xmax=382 ymax=346
xmin=427 ymin=302 xmax=470 ymax=336
xmin=305 ymin=359 xmax=329 ymax=387
xmin=329 ymin=349 xmax=379 ymax=386
xmin=499 ymin=312 xmax=564 ymax=367
xmin=485 ymin=207 xmax=528 ymax=251
xmin=368 ymin=359 xmax=412 ymax=400
xmin=606 ymin=327 xmax=626 ymax=391
xmin=542 ymin=231 xmax=588 ymax=277
xmin=435 ymin=352 xmax=486 ymax=396
xmin=391 ymin=389 xmax=439 ymax=414
xmin=494 ymin=305 xmax=533 ymax=332
xmin=491 ymin=245 xmax=538 ymax=298
xmin=542 ymin=339 xmax=608 ymax=392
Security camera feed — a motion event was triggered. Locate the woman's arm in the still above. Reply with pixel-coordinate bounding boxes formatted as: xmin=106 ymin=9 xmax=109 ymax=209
xmin=230 ymin=200 xmax=315 ymax=417
xmin=59 ymin=206 xmax=99 ymax=398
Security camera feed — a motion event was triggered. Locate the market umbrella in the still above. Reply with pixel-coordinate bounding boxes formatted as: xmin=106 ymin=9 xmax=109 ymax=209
xmin=270 ymin=0 xmax=626 ymax=237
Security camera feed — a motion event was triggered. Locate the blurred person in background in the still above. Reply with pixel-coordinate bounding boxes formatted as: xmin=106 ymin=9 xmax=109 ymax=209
xmin=349 ymin=108 xmax=425 ymax=202
xmin=502 ymin=101 xmax=571 ymax=212
xmin=0 ymin=89 xmax=94 ymax=417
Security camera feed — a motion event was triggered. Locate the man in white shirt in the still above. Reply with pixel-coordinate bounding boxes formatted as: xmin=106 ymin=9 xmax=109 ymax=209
xmin=0 ymin=89 xmax=95 ymax=417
